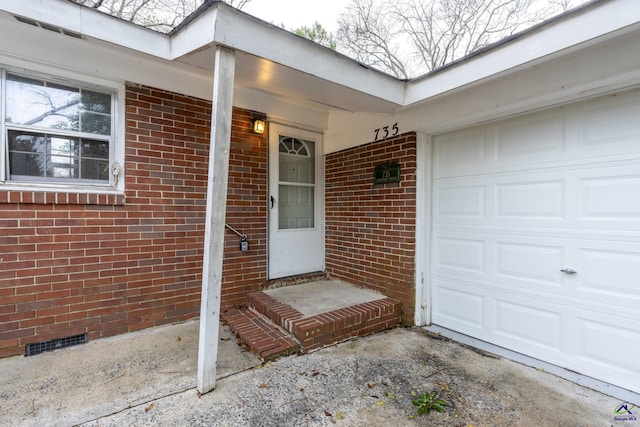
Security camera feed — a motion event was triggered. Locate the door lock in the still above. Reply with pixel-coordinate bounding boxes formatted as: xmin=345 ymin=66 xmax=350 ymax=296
xmin=240 ymin=236 xmax=249 ymax=252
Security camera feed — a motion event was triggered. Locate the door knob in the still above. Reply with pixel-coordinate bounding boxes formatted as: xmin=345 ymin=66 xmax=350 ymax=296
xmin=560 ymin=268 xmax=577 ymax=274
xmin=270 ymin=195 xmax=275 ymax=209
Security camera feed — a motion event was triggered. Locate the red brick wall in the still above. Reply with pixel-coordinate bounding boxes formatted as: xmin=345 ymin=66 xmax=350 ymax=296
xmin=0 ymin=84 xmax=268 ymax=357
xmin=325 ymin=133 xmax=417 ymax=324
xmin=222 ymin=109 xmax=268 ymax=306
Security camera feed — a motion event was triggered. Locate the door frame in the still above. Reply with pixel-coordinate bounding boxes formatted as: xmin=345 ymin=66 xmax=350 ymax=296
xmin=267 ymin=122 xmax=325 ymax=279
xmin=415 ymin=132 xmax=432 ymax=326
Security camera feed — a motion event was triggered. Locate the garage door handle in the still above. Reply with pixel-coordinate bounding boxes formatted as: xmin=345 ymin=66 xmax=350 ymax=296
xmin=560 ymin=268 xmax=577 ymax=274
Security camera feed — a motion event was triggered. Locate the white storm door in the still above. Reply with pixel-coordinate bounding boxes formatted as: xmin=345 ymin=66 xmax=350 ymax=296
xmin=268 ymin=124 xmax=324 ymax=279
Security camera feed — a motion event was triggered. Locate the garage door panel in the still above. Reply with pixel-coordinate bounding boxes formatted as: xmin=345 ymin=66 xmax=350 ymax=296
xmin=435 ymin=237 xmax=485 ymax=273
xmin=494 ymin=299 xmax=563 ymax=352
xmin=435 ymin=185 xmax=486 ymax=217
xmin=496 ymin=180 xmax=564 ymax=219
xmin=435 ymin=231 xmax=567 ymax=293
xmin=577 ymin=247 xmax=640 ymax=301
xmin=578 ymin=90 xmax=640 ymax=149
xmin=434 ymin=90 xmax=640 ymax=180
xmin=496 ymin=113 xmax=566 ymax=160
xmin=495 ymin=242 xmax=564 ymax=286
xmin=580 ymin=175 xmax=640 ymax=220
xmin=577 ymin=317 xmax=640 ymax=393
xmin=433 ymin=283 xmax=485 ymax=331
xmin=430 ymin=88 xmax=640 ymax=393
xmin=436 ymin=167 xmax=640 ymax=231
xmin=434 ymin=129 xmax=487 ymax=177
xmin=578 ymin=319 xmax=640 ymax=372
xmin=434 ymin=235 xmax=639 ymax=312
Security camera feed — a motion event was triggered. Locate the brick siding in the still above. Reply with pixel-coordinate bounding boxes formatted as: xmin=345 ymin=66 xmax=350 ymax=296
xmin=325 ymin=134 xmax=417 ymax=324
xmin=222 ymin=109 xmax=268 ymax=306
xmin=0 ymin=84 xmax=267 ymax=357
xmin=0 ymin=83 xmax=418 ymax=358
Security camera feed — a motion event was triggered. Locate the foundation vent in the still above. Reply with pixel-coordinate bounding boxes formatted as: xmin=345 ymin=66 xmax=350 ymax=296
xmin=25 ymin=333 xmax=88 ymax=357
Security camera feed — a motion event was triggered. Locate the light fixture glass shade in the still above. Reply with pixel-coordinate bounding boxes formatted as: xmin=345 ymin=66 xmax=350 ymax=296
xmin=253 ymin=119 xmax=266 ymax=134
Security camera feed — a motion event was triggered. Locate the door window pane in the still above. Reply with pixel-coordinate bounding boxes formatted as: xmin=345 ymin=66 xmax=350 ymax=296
xmin=279 ymin=138 xmax=314 ymax=184
xmin=279 ymin=184 xmax=314 ymax=229
xmin=278 ymin=136 xmax=316 ymax=230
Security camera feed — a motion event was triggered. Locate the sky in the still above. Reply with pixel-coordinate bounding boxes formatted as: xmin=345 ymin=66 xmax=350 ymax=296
xmin=242 ymin=0 xmax=349 ymax=32
xmin=241 ymin=0 xmax=592 ymax=34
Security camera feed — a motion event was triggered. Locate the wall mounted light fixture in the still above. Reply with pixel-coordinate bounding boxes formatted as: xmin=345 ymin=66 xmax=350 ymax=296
xmin=253 ymin=119 xmax=266 ymax=134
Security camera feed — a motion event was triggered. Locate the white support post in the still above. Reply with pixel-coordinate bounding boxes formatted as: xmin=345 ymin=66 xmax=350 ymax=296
xmin=197 ymin=45 xmax=236 ymax=395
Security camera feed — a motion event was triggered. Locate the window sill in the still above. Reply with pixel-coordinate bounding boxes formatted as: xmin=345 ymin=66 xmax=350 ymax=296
xmin=0 ymin=188 xmax=125 ymax=206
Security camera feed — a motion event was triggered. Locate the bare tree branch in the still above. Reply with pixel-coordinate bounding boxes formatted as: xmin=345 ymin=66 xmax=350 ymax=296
xmin=71 ymin=0 xmax=253 ymax=32
xmin=337 ymin=0 xmax=589 ymax=78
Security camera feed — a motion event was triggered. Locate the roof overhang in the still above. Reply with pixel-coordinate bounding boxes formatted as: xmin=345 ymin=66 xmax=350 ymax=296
xmin=403 ymin=0 xmax=640 ymax=109
xmin=0 ymin=0 xmax=402 ymax=115
xmin=1 ymin=0 xmax=640 ymax=117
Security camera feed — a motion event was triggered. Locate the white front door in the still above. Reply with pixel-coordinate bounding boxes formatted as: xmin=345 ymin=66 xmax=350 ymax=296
xmin=268 ymin=124 xmax=324 ymax=279
xmin=430 ymin=88 xmax=640 ymax=393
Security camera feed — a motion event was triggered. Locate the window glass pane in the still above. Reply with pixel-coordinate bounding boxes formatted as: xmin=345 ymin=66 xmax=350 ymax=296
xmin=6 ymin=74 xmax=81 ymax=132
xmin=80 ymin=91 xmax=111 ymax=135
xmin=81 ymin=159 xmax=109 ymax=180
xmin=81 ymin=90 xmax=111 ymax=114
xmin=4 ymin=72 xmax=113 ymax=185
xmin=48 ymin=136 xmax=79 ymax=179
xmin=81 ymin=139 xmax=109 ymax=159
xmin=8 ymin=131 xmax=46 ymax=177
xmin=278 ymin=184 xmax=314 ymax=230
xmin=7 ymin=131 xmax=110 ymax=182
xmin=81 ymin=139 xmax=110 ymax=181
xmin=5 ymin=74 xmax=112 ymax=136
xmin=80 ymin=111 xmax=111 ymax=135
xmin=279 ymin=138 xmax=314 ymax=184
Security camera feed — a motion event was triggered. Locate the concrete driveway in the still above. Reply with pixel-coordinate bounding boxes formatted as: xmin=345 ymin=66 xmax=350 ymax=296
xmin=0 ymin=319 xmax=633 ymax=426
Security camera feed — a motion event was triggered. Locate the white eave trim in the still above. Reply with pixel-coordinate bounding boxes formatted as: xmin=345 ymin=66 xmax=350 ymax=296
xmin=2 ymin=0 xmax=640 ymax=110
xmin=404 ymin=0 xmax=640 ymax=106
xmin=2 ymin=0 xmax=404 ymax=105
xmin=2 ymin=0 xmax=172 ymax=58
xmin=169 ymin=6 xmax=217 ymax=60
xmin=205 ymin=4 xmax=405 ymax=105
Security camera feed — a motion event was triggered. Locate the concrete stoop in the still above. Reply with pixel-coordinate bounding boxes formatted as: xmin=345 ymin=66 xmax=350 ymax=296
xmin=223 ymin=284 xmax=402 ymax=360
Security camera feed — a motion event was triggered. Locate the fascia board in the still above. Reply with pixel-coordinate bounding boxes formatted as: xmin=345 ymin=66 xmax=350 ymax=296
xmin=170 ymin=6 xmax=218 ymax=60
xmin=1 ymin=0 xmax=171 ymax=59
xmin=404 ymin=0 xmax=640 ymax=106
xmin=209 ymin=4 xmax=405 ymax=106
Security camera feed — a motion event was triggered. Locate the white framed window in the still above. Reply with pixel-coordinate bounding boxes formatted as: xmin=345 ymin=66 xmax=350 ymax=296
xmin=1 ymin=67 xmax=120 ymax=190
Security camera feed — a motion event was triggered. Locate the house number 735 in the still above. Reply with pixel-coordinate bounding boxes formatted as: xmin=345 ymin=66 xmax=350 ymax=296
xmin=374 ymin=122 xmax=399 ymax=141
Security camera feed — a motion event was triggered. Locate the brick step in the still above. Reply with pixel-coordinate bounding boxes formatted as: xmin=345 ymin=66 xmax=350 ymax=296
xmin=248 ymin=291 xmax=402 ymax=353
xmin=221 ymin=307 xmax=299 ymax=360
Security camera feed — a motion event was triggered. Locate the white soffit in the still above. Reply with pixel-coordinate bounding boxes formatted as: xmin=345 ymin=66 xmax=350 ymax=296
xmin=404 ymin=0 xmax=640 ymax=107
xmin=204 ymin=4 xmax=405 ymax=106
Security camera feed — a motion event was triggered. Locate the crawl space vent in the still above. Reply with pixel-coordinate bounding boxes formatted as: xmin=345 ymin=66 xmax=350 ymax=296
xmin=26 ymin=333 xmax=88 ymax=356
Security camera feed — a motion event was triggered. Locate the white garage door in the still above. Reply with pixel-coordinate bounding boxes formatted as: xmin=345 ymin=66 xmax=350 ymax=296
xmin=431 ymin=89 xmax=640 ymax=393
